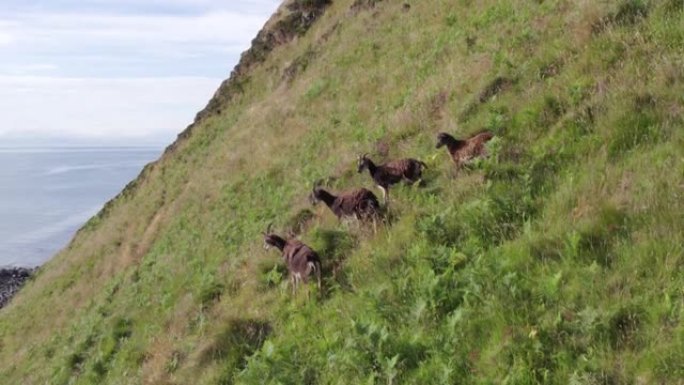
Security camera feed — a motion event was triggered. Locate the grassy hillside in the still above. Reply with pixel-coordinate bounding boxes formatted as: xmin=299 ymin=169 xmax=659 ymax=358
xmin=1 ymin=0 xmax=683 ymax=384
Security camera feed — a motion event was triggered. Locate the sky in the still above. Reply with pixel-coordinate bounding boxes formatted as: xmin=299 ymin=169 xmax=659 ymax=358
xmin=0 ymin=0 xmax=281 ymax=146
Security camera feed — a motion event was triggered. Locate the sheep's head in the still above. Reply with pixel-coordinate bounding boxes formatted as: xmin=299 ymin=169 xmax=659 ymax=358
xmin=357 ymin=153 xmax=371 ymax=173
xmin=264 ymin=235 xmax=287 ymax=252
xmin=262 ymin=223 xmax=277 ymax=250
xmin=435 ymin=132 xmax=452 ymax=148
xmin=309 ymin=180 xmax=325 ymax=205
xmin=309 ymin=187 xmax=323 ymax=206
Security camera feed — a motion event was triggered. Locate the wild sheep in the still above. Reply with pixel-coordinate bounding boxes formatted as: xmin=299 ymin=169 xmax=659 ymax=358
xmin=356 ymin=154 xmax=427 ymax=205
xmin=435 ymin=131 xmax=494 ymax=167
xmin=263 ymin=224 xmax=322 ymax=295
xmin=309 ymin=184 xmax=381 ymax=224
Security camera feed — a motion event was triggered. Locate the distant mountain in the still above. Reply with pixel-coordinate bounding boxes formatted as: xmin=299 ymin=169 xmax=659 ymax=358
xmin=0 ymin=134 xmax=169 ymax=148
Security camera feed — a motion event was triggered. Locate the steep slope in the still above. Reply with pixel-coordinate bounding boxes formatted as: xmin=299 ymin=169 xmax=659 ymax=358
xmin=1 ymin=0 xmax=683 ymax=384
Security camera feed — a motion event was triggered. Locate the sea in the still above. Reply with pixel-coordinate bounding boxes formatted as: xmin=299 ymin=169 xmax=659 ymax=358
xmin=0 ymin=146 xmax=162 ymax=267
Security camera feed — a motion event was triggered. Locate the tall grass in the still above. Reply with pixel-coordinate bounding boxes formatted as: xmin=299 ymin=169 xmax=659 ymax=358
xmin=0 ymin=0 xmax=682 ymax=384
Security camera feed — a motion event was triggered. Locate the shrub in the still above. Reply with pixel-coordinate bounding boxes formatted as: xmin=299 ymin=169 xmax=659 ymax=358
xmin=309 ymin=228 xmax=356 ymax=276
xmin=608 ymin=110 xmax=662 ymax=159
xmin=199 ymin=318 xmax=271 ymax=369
xmin=609 ymin=305 xmax=644 ymax=349
xmin=567 ymin=205 xmax=630 ymax=266
xmin=198 ymin=279 xmax=224 ymax=306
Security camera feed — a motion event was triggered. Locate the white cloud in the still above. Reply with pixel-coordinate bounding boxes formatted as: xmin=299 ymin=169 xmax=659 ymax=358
xmin=3 ymin=63 xmax=58 ymax=75
xmin=0 ymin=10 xmax=273 ymax=71
xmin=8 ymin=11 xmax=268 ymax=47
xmin=0 ymin=1 xmax=281 ymax=144
xmin=0 ymin=31 xmax=14 ymax=46
xmin=2 ymin=0 xmax=281 ymax=15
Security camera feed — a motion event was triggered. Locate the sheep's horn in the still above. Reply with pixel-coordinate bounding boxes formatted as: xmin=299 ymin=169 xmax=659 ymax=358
xmin=264 ymin=222 xmax=273 ymax=235
xmin=313 ymin=178 xmax=324 ymax=188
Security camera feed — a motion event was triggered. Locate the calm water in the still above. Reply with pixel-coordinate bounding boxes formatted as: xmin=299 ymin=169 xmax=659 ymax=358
xmin=0 ymin=147 xmax=162 ymax=267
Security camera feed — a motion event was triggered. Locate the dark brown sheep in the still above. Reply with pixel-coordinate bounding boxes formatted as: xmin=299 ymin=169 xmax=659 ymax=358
xmin=435 ymin=131 xmax=494 ymax=167
xmin=263 ymin=226 xmax=322 ymax=295
xmin=309 ymin=185 xmax=381 ymax=224
xmin=357 ymin=154 xmax=427 ymax=205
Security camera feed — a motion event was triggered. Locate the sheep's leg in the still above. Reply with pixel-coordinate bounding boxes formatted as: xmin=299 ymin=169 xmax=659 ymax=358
xmin=309 ymin=261 xmax=322 ymax=291
xmin=405 ymin=176 xmax=421 ymax=188
xmin=316 ymin=265 xmax=322 ymax=291
xmin=449 ymin=165 xmax=460 ymax=178
xmin=341 ymin=216 xmax=352 ymax=230
xmin=290 ymin=275 xmax=296 ymax=296
xmin=376 ymin=186 xmax=388 ymax=206
xmin=378 ymin=186 xmax=390 ymax=209
xmin=411 ymin=172 xmax=424 ymax=187
xmin=305 ymin=278 xmax=310 ymax=300
xmin=351 ymin=217 xmax=361 ymax=232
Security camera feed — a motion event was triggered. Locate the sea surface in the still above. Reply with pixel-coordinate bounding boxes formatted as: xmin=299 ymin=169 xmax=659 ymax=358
xmin=0 ymin=146 xmax=162 ymax=267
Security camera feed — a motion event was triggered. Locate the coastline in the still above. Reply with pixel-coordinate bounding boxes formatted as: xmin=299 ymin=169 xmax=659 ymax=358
xmin=0 ymin=267 xmax=36 ymax=309
xmin=0 ymin=146 xmax=162 ymax=269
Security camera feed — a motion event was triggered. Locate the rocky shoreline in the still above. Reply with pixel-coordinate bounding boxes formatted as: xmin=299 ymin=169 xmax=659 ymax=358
xmin=0 ymin=267 xmax=35 ymax=309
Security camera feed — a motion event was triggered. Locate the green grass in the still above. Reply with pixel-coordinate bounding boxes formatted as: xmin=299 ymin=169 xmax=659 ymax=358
xmin=1 ymin=0 xmax=683 ymax=384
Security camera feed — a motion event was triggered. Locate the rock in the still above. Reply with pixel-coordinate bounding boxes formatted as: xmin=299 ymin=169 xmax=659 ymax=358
xmin=0 ymin=267 xmax=36 ymax=309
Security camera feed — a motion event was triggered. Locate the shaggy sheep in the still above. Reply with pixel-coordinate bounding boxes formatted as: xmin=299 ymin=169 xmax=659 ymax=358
xmin=263 ymin=225 xmax=322 ymax=295
xmin=435 ymin=131 xmax=494 ymax=167
xmin=357 ymin=154 xmax=427 ymax=205
xmin=309 ymin=184 xmax=381 ymax=225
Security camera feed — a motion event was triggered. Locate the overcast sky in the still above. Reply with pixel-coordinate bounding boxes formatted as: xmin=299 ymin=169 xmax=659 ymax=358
xmin=0 ymin=0 xmax=280 ymax=146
